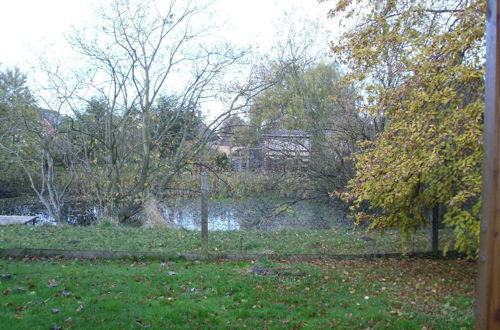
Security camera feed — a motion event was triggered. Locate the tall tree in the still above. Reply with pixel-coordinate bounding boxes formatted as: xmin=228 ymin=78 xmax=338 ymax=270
xmin=329 ymin=0 xmax=485 ymax=255
xmin=0 ymin=67 xmax=76 ymax=222
xmin=44 ymin=0 xmax=268 ymax=222
xmin=248 ymin=62 xmax=373 ymax=195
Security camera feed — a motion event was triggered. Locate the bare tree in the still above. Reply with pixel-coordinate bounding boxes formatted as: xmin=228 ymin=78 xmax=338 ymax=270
xmin=0 ymin=67 xmax=76 ymax=222
xmin=41 ymin=0 xmax=271 ymax=222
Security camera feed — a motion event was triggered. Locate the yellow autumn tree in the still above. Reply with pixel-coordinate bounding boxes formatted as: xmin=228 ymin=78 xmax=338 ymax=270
xmin=328 ymin=0 xmax=485 ymax=255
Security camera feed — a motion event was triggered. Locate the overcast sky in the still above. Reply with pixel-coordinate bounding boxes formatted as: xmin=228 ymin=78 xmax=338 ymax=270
xmin=0 ymin=0 xmax=334 ymax=69
xmin=0 ymin=0 xmax=336 ymax=117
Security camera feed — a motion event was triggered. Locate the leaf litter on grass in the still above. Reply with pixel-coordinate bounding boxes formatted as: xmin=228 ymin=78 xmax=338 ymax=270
xmin=0 ymin=256 xmax=474 ymax=329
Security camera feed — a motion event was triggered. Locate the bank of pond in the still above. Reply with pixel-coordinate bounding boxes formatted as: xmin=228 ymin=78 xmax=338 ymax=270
xmin=0 ymin=197 xmax=349 ymax=231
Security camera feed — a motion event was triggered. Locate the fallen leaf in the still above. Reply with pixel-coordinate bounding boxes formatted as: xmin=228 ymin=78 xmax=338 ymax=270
xmin=61 ymin=290 xmax=72 ymax=297
xmin=13 ymin=287 xmax=28 ymax=293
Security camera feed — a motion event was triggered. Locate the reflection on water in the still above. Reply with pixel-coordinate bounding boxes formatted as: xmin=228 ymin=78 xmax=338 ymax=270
xmin=0 ymin=197 xmax=346 ymax=231
xmin=162 ymin=199 xmax=343 ymax=231
xmin=0 ymin=198 xmax=98 ymax=226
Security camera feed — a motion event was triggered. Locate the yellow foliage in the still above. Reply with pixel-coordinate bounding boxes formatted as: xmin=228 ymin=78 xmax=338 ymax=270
xmin=330 ymin=0 xmax=485 ymax=256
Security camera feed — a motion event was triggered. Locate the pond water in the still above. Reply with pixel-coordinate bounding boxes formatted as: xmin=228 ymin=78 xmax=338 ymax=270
xmin=0 ymin=197 xmax=348 ymax=231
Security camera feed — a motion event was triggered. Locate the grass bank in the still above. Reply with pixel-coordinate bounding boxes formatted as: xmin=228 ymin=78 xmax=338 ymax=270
xmin=0 ymin=225 xmax=455 ymax=255
xmin=0 ymin=257 xmax=474 ymax=329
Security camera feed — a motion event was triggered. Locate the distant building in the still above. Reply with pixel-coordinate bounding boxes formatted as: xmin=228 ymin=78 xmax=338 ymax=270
xmin=210 ymin=128 xmax=311 ymax=172
xmin=261 ymin=129 xmax=311 ymax=171
xmin=38 ymin=109 xmax=67 ymax=136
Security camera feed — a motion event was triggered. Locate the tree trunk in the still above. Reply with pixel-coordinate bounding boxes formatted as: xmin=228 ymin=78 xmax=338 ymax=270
xmin=430 ymin=205 xmax=439 ymax=256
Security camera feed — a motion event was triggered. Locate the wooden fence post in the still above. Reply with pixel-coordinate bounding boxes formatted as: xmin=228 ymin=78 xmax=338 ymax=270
xmin=200 ymin=172 xmax=209 ymax=255
xmin=476 ymin=0 xmax=500 ymax=328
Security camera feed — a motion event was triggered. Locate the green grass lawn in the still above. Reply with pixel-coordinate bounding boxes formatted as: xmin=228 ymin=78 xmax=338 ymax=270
xmin=0 ymin=225 xmax=456 ymax=255
xmin=0 ymin=257 xmax=474 ymax=329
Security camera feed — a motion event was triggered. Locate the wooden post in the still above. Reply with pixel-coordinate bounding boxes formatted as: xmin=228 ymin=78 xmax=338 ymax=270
xmin=240 ymin=235 xmax=243 ymax=254
xmin=200 ymin=172 xmax=209 ymax=255
xmin=430 ymin=205 xmax=439 ymax=256
xmin=476 ymin=0 xmax=500 ymax=328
